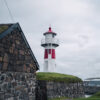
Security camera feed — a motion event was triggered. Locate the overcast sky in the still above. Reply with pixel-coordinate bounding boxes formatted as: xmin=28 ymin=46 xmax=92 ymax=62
xmin=0 ymin=0 xmax=100 ymax=79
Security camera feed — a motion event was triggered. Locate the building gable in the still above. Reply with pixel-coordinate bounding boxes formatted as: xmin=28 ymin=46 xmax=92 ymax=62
xmin=0 ymin=23 xmax=39 ymax=72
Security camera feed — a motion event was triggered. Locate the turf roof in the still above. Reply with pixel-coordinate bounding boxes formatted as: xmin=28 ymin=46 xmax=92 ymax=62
xmin=0 ymin=24 xmax=12 ymax=34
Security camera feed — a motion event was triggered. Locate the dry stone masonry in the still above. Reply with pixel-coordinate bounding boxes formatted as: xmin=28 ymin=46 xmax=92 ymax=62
xmin=36 ymin=81 xmax=84 ymax=100
xmin=0 ymin=72 xmax=36 ymax=100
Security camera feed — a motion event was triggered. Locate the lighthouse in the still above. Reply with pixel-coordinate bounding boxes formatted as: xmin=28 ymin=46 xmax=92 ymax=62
xmin=41 ymin=27 xmax=59 ymax=72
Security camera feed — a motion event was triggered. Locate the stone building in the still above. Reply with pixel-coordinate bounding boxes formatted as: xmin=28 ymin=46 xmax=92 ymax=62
xmin=0 ymin=23 xmax=39 ymax=100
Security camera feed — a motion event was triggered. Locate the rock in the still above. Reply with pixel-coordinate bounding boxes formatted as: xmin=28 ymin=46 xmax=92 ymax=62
xmin=0 ymin=57 xmax=3 ymax=62
xmin=3 ymin=62 xmax=8 ymax=70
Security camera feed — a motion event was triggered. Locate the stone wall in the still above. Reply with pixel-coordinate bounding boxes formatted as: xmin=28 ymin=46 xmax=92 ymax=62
xmin=0 ymin=72 xmax=36 ymax=100
xmin=36 ymin=80 xmax=84 ymax=100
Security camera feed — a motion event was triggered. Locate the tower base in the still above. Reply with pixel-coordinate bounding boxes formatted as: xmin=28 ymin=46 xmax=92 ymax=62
xmin=43 ymin=59 xmax=56 ymax=72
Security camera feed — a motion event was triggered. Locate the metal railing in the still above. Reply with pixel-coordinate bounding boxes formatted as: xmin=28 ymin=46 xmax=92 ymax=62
xmin=41 ymin=38 xmax=59 ymax=45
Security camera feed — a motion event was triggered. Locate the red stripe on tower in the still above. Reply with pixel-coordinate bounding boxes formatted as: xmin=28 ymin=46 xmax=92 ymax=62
xmin=52 ymin=49 xmax=55 ymax=59
xmin=44 ymin=49 xmax=48 ymax=59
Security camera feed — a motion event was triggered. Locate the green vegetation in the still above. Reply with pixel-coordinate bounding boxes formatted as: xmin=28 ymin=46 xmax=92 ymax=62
xmin=91 ymin=92 xmax=100 ymax=98
xmin=0 ymin=25 xmax=9 ymax=34
xmin=36 ymin=72 xmax=82 ymax=83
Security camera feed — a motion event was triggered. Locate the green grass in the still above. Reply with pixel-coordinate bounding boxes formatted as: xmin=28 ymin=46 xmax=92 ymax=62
xmin=36 ymin=72 xmax=82 ymax=83
xmin=0 ymin=25 xmax=9 ymax=34
xmin=91 ymin=92 xmax=100 ymax=98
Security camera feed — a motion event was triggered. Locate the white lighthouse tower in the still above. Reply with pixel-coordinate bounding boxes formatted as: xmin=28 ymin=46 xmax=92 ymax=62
xmin=41 ymin=27 xmax=59 ymax=72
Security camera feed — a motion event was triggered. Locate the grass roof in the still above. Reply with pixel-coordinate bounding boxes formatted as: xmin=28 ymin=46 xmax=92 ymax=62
xmin=36 ymin=72 xmax=82 ymax=83
xmin=0 ymin=25 xmax=9 ymax=34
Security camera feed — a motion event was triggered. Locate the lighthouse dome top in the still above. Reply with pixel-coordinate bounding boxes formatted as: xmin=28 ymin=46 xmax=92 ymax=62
xmin=43 ymin=27 xmax=57 ymax=36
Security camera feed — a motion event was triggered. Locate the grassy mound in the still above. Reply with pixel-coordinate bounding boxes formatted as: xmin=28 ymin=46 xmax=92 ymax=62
xmin=91 ymin=92 xmax=100 ymax=98
xmin=36 ymin=72 xmax=82 ymax=83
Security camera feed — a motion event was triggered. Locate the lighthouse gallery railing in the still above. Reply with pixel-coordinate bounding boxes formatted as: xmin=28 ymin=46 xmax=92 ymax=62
xmin=41 ymin=38 xmax=59 ymax=45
